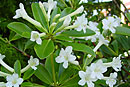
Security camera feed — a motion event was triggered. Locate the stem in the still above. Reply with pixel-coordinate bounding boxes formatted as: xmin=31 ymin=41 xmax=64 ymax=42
xmin=93 ymin=41 xmax=103 ymax=52
xmin=0 ymin=71 xmax=10 ymax=76
xmin=21 ymin=65 xmax=31 ymax=73
xmin=51 ymin=54 xmax=56 ymax=86
xmin=61 ymin=0 xmax=68 ymax=8
xmin=0 ymin=59 xmax=14 ymax=72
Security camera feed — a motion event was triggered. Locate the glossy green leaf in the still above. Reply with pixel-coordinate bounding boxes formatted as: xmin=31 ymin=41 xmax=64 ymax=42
xmin=116 ymin=26 xmax=130 ymax=36
xmin=59 ymin=67 xmax=75 ymax=84
xmin=100 ymin=45 xmax=118 ymax=56
xmin=14 ymin=60 xmax=21 ymax=76
xmin=55 ymin=35 xmax=73 ymax=41
xmin=61 ymin=29 xmax=95 ymax=37
xmin=21 ymin=82 xmax=45 ymax=87
xmin=35 ymin=64 xmax=53 ymax=84
xmin=60 ymin=41 xmax=95 ymax=56
xmin=31 ymin=3 xmax=48 ymax=30
xmin=61 ymin=74 xmax=79 ymax=87
xmin=7 ymin=22 xmax=31 ymax=38
xmin=111 ymin=40 xmax=118 ymax=54
xmin=34 ymin=39 xmax=55 ymax=59
xmin=23 ymin=68 xmax=35 ymax=80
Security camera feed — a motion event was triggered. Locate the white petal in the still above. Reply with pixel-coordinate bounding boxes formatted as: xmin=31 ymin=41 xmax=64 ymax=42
xmin=14 ymin=84 xmax=19 ymax=87
xmin=78 ymin=79 xmax=86 ymax=86
xmin=55 ymin=56 xmax=65 ymax=63
xmin=87 ymin=81 xmax=94 ymax=87
xmin=31 ymin=66 xmax=37 ymax=70
xmin=70 ymin=61 xmax=79 ymax=65
xmin=68 ymin=55 xmax=76 ymax=62
xmin=63 ymin=61 xmax=68 ymax=69
xmin=65 ymin=46 xmax=72 ymax=54
xmin=79 ymin=71 xmax=86 ymax=78
xmin=63 ymin=15 xmax=71 ymax=26
xmin=17 ymin=78 xmax=23 ymax=84
xmin=6 ymin=82 xmax=12 ymax=87
xmin=36 ymin=38 xmax=42 ymax=45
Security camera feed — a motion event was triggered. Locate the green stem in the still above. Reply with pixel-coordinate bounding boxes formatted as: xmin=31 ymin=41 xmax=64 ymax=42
xmin=51 ymin=53 xmax=57 ymax=86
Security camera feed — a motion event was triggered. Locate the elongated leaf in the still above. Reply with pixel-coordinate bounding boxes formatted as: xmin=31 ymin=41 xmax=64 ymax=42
xmin=35 ymin=64 xmax=53 ymax=84
xmin=100 ymin=45 xmax=118 ymax=56
xmin=50 ymin=7 xmax=61 ymax=24
xmin=31 ymin=3 xmax=48 ymax=30
xmin=8 ymin=22 xmax=31 ymax=38
xmin=111 ymin=40 xmax=118 ymax=54
xmin=54 ymin=35 xmax=73 ymax=41
xmin=23 ymin=68 xmax=35 ymax=80
xmin=61 ymin=29 xmax=95 ymax=37
xmin=34 ymin=39 xmax=55 ymax=59
xmin=116 ymin=26 xmax=130 ymax=36
xmin=21 ymin=82 xmax=45 ymax=87
xmin=60 ymin=41 xmax=95 ymax=56
xmin=14 ymin=60 xmax=21 ymax=76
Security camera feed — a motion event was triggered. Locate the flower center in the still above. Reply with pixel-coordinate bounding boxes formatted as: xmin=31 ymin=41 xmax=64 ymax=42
xmin=12 ymin=79 xmax=17 ymax=84
xmin=33 ymin=33 xmax=39 ymax=39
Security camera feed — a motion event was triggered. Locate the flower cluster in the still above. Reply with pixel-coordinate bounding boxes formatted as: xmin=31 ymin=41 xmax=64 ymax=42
xmin=0 ymin=54 xmax=39 ymax=87
xmin=78 ymin=55 xmax=122 ymax=87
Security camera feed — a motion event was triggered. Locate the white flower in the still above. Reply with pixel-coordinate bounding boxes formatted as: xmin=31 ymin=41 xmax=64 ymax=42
xmin=85 ymin=21 xmax=100 ymax=42
xmin=93 ymin=34 xmax=109 ymax=52
xmin=106 ymin=72 xmax=117 ymax=87
xmin=28 ymin=56 xmax=39 ymax=70
xmin=63 ymin=16 xmax=71 ymax=27
xmin=30 ymin=31 xmax=42 ymax=45
xmin=74 ymin=14 xmax=88 ymax=33
xmin=13 ymin=3 xmax=28 ymax=19
xmin=78 ymin=67 xmax=97 ymax=87
xmin=90 ymin=60 xmax=107 ymax=79
xmin=6 ymin=73 xmax=23 ymax=87
xmin=93 ymin=10 xmax=98 ymax=16
xmin=102 ymin=16 xmax=121 ymax=33
xmin=55 ymin=46 xmax=79 ymax=69
xmin=43 ymin=0 xmax=57 ymax=20
xmin=111 ymin=54 xmax=122 ymax=71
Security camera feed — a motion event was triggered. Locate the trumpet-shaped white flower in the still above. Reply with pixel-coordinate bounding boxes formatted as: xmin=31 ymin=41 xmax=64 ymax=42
xmin=105 ymin=72 xmax=117 ymax=87
xmin=90 ymin=60 xmax=107 ymax=79
xmin=55 ymin=46 xmax=79 ymax=69
xmin=30 ymin=31 xmax=42 ymax=45
xmin=111 ymin=55 xmax=122 ymax=71
xmin=78 ymin=67 xmax=97 ymax=87
xmin=74 ymin=14 xmax=88 ymax=33
xmin=102 ymin=16 xmax=121 ymax=33
xmin=43 ymin=0 xmax=57 ymax=20
xmin=93 ymin=34 xmax=109 ymax=52
xmin=85 ymin=21 xmax=100 ymax=42
xmin=13 ymin=3 xmax=28 ymax=19
xmin=63 ymin=16 xmax=71 ymax=27
xmin=28 ymin=56 xmax=39 ymax=70
xmin=6 ymin=73 xmax=23 ymax=87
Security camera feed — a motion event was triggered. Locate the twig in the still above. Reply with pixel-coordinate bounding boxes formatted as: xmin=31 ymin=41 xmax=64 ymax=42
xmin=122 ymin=67 xmax=130 ymax=75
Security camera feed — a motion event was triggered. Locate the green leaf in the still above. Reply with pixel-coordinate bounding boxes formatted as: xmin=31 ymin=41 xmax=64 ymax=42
xmin=111 ymin=40 xmax=118 ymax=54
xmin=126 ymin=13 xmax=130 ymax=21
xmin=59 ymin=67 xmax=75 ymax=84
xmin=35 ymin=64 xmax=53 ymax=84
xmin=116 ymin=26 xmax=130 ymax=36
xmin=24 ymin=40 xmax=35 ymax=51
xmin=54 ymin=35 xmax=73 ymax=41
xmin=61 ymin=74 xmax=79 ymax=87
xmin=31 ymin=3 xmax=48 ymax=31
xmin=7 ymin=22 xmax=31 ymax=38
xmin=59 ymin=41 xmax=95 ymax=56
xmin=9 ymin=34 xmax=22 ymax=42
xmin=14 ymin=60 xmax=21 ymax=77
xmin=61 ymin=29 xmax=95 ymax=37
xmin=100 ymin=45 xmax=118 ymax=56
xmin=21 ymin=82 xmax=45 ymax=87
xmin=34 ymin=39 xmax=55 ymax=59
xmin=50 ymin=7 xmax=61 ymax=24
xmin=23 ymin=68 xmax=35 ymax=80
